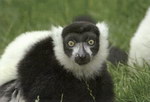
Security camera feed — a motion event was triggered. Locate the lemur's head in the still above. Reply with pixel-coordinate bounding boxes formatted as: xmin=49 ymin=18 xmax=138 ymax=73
xmin=52 ymin=18 xmax=109 ymax=79
xmin=62 ymin=22 xmax=100 ymax=65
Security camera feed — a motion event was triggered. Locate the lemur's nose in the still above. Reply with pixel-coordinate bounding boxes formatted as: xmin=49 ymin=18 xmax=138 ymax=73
xmin=78 ymin=53 xmax=87 ymax=59
xmin=75 ymin=53 xmax=90 ymax=65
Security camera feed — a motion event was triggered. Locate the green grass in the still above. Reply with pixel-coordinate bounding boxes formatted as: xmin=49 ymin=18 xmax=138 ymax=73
xmin=0 ymin=0 xmax=150 ymax=102
xmin=108 ymin=63 xmax=150 ymax=102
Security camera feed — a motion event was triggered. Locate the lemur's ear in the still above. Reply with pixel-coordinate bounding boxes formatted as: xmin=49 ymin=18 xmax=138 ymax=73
xmin=96 ymin=22 xmax=109 ymax=38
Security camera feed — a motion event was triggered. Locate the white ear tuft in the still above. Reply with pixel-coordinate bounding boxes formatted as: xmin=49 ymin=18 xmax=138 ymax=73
xmin=96 ymin=22 xmax=109 ymax=38
xmin=51 ymin=26 xmax=63 ymax=38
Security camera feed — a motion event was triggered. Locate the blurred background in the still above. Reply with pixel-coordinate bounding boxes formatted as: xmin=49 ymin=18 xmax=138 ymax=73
xmin=0 ymin=0 xmax=150 ymax=53
xmin=0 ymin=0 xmax=150 ymax=102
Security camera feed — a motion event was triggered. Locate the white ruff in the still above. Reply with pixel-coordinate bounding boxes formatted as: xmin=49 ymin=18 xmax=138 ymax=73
xmin=0 ymin=31 xmax=51 ymax=86
xmin=52 ymin=22 xmax=109 ymax=79
xmin=128 ymin=8 xmax=150 ymax=66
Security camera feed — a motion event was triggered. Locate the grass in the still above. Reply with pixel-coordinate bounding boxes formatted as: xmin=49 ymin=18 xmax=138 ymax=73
xmin=0 ymin=0 xmax=150 ymax=102
xmin=108 ymin=63 xmax=150 ymax=102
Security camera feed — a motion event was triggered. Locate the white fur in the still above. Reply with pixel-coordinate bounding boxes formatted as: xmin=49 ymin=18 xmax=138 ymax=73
xmin=9 ymin=90 xmax=26 ymax=102
xmin=52 ymin=22 xmax=109 ymax=79
xmin=0 ymin=97 xmax=9 ymax=102
xmin=0 ymin=31 xmax=51 ymax=86
xmin=72 ymin=43 xmax=92 ymax=58
xmin=96 ymin=22 xmax=109 ymax=38
xmin=72 ymin=44 xmax=81 ymax=57
xmin=84 ymin=44 xmax=93 ymax=56
xmin=128 ymin=8 xmax=150 ymax=66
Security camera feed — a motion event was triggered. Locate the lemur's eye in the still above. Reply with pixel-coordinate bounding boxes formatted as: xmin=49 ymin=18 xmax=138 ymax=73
xmin=88 ymin=40 xmax=95 ymax=46
xmin=68 ymin=41 xmax=75 ymax=47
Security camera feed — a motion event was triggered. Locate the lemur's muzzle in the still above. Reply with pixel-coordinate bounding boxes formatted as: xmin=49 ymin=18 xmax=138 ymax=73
xmin=74 ymin=44 xmax=90 ymax=65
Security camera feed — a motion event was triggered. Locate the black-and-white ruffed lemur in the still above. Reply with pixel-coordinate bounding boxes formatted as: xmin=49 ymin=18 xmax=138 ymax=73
xmin=0 ymin=16 xmax=116 ymax=102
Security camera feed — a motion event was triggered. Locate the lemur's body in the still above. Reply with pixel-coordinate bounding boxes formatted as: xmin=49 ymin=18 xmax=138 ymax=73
xmin=17 ymin=36 xmax=113 ymax=102
xmin=0 ymin=17 xmax=114 ymax=102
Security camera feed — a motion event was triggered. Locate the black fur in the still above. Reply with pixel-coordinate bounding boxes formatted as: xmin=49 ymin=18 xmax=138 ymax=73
xmin=62 ymin=25 xmax=100 ymax=57
xmin=108 ymin=46 xmax=128 ymax=65
xmin=62 ymin=22 xmax=100 ymax=38
xmin=17 ymin=37 xmax=114 ymax=102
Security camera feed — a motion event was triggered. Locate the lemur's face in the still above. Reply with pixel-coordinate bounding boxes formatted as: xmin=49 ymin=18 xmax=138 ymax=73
xmin=62 ymin=22 xmax=100 ymax=65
